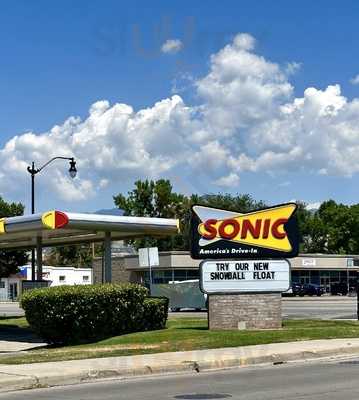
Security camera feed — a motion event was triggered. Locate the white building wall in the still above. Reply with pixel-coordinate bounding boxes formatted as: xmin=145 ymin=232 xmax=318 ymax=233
xmin=0 ymin=279 xmax=9 ymax=301
xmin=23 ymin=266 xmax=93 ymax=286
xmin=0 ymin=266 xmax=93 ymax=301
xmin=0 ymin=276 xmax=22 ymax=301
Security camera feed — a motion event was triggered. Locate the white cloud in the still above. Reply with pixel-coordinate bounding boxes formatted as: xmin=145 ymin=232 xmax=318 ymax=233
xmin=278 ymin=181 xmax=291 ymax=187
xmin=161 ymin=39 xmax=183 ymax=54
xmin=285 ymin=62 xmax=301 ymax=76
xmin=3 ymin=32 xmax=359 ymax=207
xmin=213 ymin=173 xmax=240 ymax=187
xmin=305 ymin=202 xmax=321 ymax=211
xmin=98 ymin=178 xmax=109 ymax=189
xmin=350 ymin=74 xmax=359 ymax=85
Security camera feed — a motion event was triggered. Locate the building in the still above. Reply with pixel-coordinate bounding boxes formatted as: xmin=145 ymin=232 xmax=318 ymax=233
xmin=93 ymin=251 xmax=359 ymax=293
xmin=0 ymin=265 xmax=93 ymax=301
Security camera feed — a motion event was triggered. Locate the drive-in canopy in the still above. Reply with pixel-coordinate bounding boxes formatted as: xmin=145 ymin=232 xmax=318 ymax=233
xmin=0 ymin=210 xmax=179 ymax=249
xmin=0 ymin=210 xmax=180 ymax=283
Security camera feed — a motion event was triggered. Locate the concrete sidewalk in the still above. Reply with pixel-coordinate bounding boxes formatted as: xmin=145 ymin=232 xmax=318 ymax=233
xmin=283 ymin=295 xmax=357 ymax=301
xmin=1 ymin=338 xmax=359 ymax=392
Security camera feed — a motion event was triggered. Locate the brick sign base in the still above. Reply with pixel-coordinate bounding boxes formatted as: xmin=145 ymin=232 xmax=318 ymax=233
xmin=208 ymin=293 xmax=282 ymax=330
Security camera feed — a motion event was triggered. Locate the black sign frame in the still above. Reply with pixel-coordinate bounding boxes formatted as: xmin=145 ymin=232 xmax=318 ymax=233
xmin=190 ymin=203 xmax=299 ymax=260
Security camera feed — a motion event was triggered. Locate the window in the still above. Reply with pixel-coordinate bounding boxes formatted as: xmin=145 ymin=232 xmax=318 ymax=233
xmin=59 ymin=276 xmax=66 ymax=282
xmin=187 ymin=270 xmax=199 ymax=279
xmin=0 ymin=281 xmax=5 ymax=289
xmin=83 ymin=275 xmax=89 ymax=282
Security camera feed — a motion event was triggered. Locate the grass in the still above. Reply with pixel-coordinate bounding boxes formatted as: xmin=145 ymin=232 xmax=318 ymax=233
xmin=1 ymin=317 xmax=359 ymax=364
xmin=0 ymin=316 xmax=30 ymax=329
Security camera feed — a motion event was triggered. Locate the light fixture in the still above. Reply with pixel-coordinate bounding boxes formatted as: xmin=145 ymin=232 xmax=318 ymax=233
xmin=69 ymin=159 xmax=77 ymax=179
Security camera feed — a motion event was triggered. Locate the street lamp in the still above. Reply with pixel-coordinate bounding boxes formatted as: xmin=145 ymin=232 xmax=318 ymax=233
xmin=27 ymin=157 xmax=77 ymax=280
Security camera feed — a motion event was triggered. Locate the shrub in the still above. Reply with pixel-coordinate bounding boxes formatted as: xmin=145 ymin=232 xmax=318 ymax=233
xmin=20 ymin=283 xmax=163 ymax=344
xmin=141 ymin=297 xmax=169 ymax=331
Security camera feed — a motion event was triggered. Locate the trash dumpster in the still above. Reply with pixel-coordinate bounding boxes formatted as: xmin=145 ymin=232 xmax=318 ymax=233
xmin=151 ymin=280 xmax=206 ymax=311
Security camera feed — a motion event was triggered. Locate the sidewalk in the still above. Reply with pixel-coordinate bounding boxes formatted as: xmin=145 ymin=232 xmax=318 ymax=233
xmin=1 ymin=338 xmax=359 ymax=392
xmin=283 ymin=295 xmax=357 ymax=301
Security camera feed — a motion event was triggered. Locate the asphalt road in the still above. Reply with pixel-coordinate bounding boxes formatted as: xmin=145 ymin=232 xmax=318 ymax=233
xmin=282 ymin=297 xmax=358 ymax=320
xmin=1 ymin=297 xmax=359 ymax=319
xmin=169 ymin=297 xmax=359 ymax=320
xmin=3 ymin=356 xmax=359 ymax=399
xmin=0 ymin=302 xmax=24 ymax=317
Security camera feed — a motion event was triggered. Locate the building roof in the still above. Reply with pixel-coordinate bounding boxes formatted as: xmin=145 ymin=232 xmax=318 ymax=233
xmin=0 ymin=210 xmax=179 ymax=249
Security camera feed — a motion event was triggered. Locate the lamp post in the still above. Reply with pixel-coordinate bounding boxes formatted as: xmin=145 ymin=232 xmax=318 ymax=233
xmin=27 ymin=157 xmax=77 ymax=280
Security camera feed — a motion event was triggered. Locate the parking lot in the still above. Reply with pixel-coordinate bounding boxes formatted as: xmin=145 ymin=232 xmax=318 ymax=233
xmin=1 ymin=296 xmax=358 ymax=320
xmin=282 ymin=296 xmax=358 ymax=319
xmin=169 ymin=296 xmax=359 ymax=320
xmin=0 ymin=302 xmax=25 ymax=317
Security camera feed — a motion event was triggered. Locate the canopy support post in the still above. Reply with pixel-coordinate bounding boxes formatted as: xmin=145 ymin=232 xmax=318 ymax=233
xmin=36 ymin=236 xmax=43 ymax=281
xmin=104 ymin=232 xmax=112 ymax=283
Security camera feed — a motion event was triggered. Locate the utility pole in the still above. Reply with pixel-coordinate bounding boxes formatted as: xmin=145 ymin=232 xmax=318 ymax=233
xmin=27 ymin=157 xmax=77 ymax=280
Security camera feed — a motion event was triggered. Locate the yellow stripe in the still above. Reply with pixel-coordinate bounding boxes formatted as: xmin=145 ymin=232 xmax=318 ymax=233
xmin=198 ymin=204 xmax=296 ymax=252
xmin=0 ymin=218 xmax=5 ymax=234
xmin=42 ymin=211 xmax=56 ymax=229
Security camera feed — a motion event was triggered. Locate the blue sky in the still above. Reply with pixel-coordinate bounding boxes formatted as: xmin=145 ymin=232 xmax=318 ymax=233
xmin=1 ymin=1 xmax=359 ymax=213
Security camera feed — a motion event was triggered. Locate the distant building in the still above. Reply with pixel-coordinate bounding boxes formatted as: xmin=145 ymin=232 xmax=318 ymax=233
xmin=93 ymin=251 xmax=359 ymax=294
xmin=0 ymin=265 xmax=93 ymax=301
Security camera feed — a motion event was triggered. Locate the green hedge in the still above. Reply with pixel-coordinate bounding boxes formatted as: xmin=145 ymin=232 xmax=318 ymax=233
xmin=141 ymin=297 xmax=169 ymax=331
xmin=20 ymin=283 xmax=168 ymax=344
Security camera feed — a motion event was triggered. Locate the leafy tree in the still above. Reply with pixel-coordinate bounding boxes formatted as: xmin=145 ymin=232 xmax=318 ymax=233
xmin=47 ymin=243 xmax=101 ymax=267
xmin=0 ymin=197 xmax=28 ymax=279
xmin=297 ymin=202 xmax=327 ymax=253
xmin=114 ymin=179 xmax=187 ymax=250
xmin=298 ymin=199 xmax=359 ymax=254
xmin=114 ymin=180 xmax=267 ymax=251
xmin=193 ymin=193 xmax=266 ymax=213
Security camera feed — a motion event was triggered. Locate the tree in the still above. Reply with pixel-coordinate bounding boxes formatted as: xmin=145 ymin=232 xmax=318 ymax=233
xmin=46 ymin=244 xmax=95 ymax=267
xmin=296 ymin=202 xmax=328 ymax=253
xmin=113 ymin=180 xmax=267 ymax=251
xmin=114 ymin=179 xmax=187 ymax=250
xmin=297 ymin=199 xmax=359 ymax=254
xmin=0 ymin=197 xmax=28 ymax=279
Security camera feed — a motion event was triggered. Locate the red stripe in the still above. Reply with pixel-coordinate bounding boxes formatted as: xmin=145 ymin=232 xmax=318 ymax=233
xmin=54 ymin=211 xmax=69 ymax=228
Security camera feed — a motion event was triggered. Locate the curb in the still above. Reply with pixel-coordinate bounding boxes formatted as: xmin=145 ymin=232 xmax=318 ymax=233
xmin=1 ymin=342 xmax=359 ymax=393
xmin=282 ymin=296 xmax=355 ymax=301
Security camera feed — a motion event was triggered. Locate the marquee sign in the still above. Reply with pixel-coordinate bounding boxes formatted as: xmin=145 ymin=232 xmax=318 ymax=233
xmin=190 ymin=203 xmax=299 ymax=259
xmin=199 ymin=259 xmax=290 ymax=294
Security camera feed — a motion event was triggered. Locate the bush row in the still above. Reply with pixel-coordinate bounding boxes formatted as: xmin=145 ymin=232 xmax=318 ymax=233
xmin=20 ymin=283 xmax=168 ymax=344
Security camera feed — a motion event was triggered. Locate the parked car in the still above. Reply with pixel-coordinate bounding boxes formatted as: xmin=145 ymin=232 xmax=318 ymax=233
xmin=299 ymin=283 xmax=324 ymax=296
xmin=282 ymin=283 xmax=302 ymax=297
xmin=330 ymin=281 xmax=348 ymax=296
xmin=330 ymin=281 xmax=357 ymax=296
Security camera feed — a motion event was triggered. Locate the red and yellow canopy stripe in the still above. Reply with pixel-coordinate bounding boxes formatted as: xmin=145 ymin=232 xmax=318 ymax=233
xmin=42 ymin=211 xmax=69 ymax=229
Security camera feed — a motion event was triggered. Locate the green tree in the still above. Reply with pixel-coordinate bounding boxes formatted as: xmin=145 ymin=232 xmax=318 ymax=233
xmin=316 ymin=200 xmax=359 ymax=254
xmin=296 ymin=202 xmax=327 ymax=253
xmin=114 ymin=180 xmax=267 ymax=251
xmin=47 ymin=244 xmax=100 ymax=267
xmin=114 ymin=179 xmax=187 ymax=250
xmin=0 ymin=197 xmax=28 ymax=279
xmin=298 ymin=199 xmax=359 ymax=254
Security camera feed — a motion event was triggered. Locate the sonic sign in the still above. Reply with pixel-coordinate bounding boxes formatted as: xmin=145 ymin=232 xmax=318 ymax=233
xmin=190 ymin=203 xmax=299 ymax=260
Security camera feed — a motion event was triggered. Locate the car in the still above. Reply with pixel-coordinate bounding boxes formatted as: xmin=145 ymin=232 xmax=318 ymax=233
xmin=282 ymin=283 xmax=302 ymax=296
xmin=299 ymin=283 xmax=324 ymax=296
xmin=330 ymin=281 xmax=348 ymax=296
xmin=330 ymin=281 xmax=357 ymax=296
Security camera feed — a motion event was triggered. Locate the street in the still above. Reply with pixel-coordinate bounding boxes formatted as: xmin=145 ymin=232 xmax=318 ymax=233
xmin=2 ymin=356 xmax=359 ymax=399
xmin=1 ymin=297 xmax=359 ymax=320
xmin=0 ymin=302 xmax=24 ymax=317
xmin=282 ymin=297 xmax=358 ymax=319
xmin=169 ymin=296 xmax=359 ymax=320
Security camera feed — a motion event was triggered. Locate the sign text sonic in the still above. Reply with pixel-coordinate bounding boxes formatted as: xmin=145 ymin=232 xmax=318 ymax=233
xmin=190 ymin=203 xmax=299 ymax=259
